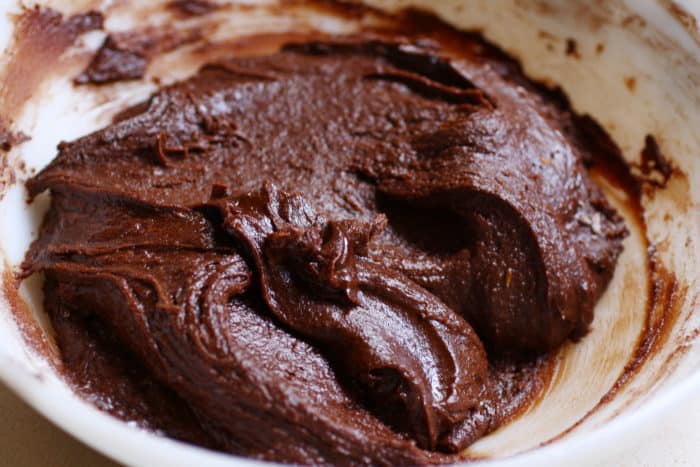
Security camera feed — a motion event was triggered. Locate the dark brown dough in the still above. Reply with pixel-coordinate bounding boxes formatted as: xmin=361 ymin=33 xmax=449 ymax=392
xmin=210 ymin=184 xmax=488 ymax=450
xmin=24 ymin=35 xmax=626 ymax=464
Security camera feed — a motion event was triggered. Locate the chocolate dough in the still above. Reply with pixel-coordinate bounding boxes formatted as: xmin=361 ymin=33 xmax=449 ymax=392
xmin=24 ymin=35 xmax=626 ymax=465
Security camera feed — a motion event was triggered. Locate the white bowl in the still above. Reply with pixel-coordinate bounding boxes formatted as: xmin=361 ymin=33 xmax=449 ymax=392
xmin=0 ymin=1 xmax=698 ymax=465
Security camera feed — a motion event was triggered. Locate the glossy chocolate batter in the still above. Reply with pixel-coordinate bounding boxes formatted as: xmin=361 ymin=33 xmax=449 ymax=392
xmin=23 ymin=33 xmax=627 ymax=465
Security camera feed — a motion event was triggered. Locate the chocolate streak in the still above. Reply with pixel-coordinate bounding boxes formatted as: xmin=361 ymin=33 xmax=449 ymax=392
xmin=75 ymin=29 xmax=202 ymax=85
xmin=0 ymin=121 xmax=29 ymax=152
xmin=167 ymin=0 xmax=220 ymax=17
xmin=24 ymin=33 xmax=626 ymax=464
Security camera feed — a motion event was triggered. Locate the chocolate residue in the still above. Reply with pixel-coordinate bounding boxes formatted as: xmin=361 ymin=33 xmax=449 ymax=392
xmin=0 ymin=118 xmax=29 ymax=193
xmin=0 ymin=7 xmax=103 ymax=115
xmin=546 ymin=246 xmax=682 ymax=445
xmin=0 ymin=116 xmax=31 ymax=197
xmin=537 ymin=101 xmax=687 ymax=446
xmin=74 ymin=35 xmax=149 ymax=84
xmin=633 ymin=135 xmax=674 ymax=188
xmin=0 ymin=6 xmax=103 ymax=199
xmin=621 ymin=14 xmax=647 ymax=29
xmin=75 ymin=29 xmax=202 ymax=85
xmin=0 ymin=121 xmax=29 ymax=152
xmin=661 ymin=0 xmax=700 ymax=48
xmin=0 ymin=6 xmax=100 ymax=198
xmin=1 ymin=271 xmax=58 ymax=366
xmin=624 ymin=76 xmax=637 ymax=92
xmin=167 ymin=0 xmax=220 ymax=17
xmin=536 ymin=30 xmax=557 ymax=53
xmin=565 ymin=38 xmax=580 ymax=58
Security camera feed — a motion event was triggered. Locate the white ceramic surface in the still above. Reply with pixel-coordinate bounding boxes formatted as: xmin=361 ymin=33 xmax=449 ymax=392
xmin=0 ymin=1 xmax=698 ymax=466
